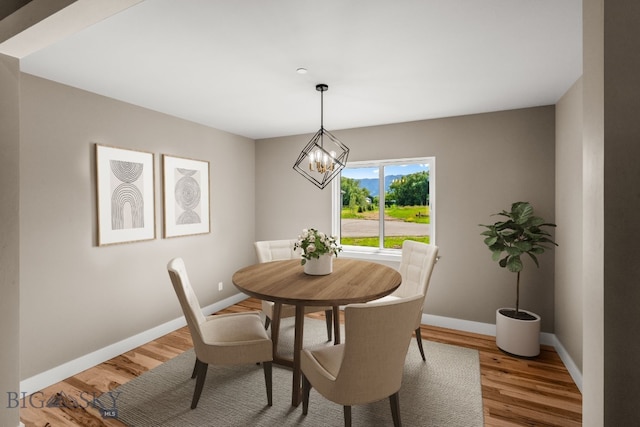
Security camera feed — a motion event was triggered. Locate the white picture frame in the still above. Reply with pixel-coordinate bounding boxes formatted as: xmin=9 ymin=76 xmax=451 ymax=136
xmin=162 ymin=154 xmax=210 ymax=238
xmin=95 ymin=144 xmax=156 ymax=246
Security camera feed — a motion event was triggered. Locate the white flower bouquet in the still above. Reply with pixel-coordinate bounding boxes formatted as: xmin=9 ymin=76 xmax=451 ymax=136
xmin=294 ymin=228 xmax=342 ymax=265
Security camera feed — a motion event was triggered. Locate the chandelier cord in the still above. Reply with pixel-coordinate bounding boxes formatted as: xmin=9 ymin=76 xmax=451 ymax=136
xmin=320 ymin=87 xmax=324 ymax=130
xmin=319 ymin=88 xmax=324 ymax=147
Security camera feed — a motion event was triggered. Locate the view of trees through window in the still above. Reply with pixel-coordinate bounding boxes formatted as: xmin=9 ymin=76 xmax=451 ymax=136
xmin=338 ymin=159 xmax=434 ymax=250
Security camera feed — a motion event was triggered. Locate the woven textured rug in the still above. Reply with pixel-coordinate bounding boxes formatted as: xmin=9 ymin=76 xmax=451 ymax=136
xmin=102 ymin=317 xmax=483 ymax=426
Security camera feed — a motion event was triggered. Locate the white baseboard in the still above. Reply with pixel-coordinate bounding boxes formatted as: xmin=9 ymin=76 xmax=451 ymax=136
xmin=546 ymin=334 xmax=583 ymax=392
xmin=19 ymin=293 xmax=247 ymax=396
xmin=421 ymin=312 xmax=583 ymax=392
xmin=423 ymin=312 xmax=497 ymax=336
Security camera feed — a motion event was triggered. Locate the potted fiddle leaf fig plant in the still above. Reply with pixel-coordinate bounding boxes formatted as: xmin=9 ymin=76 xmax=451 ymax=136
xmin=480 ymin=201 xmax=557 ymax=357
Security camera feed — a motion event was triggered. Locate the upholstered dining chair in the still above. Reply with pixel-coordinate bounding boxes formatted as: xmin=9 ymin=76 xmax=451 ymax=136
xmin=301 ymin=295 xmax=424 ymax=427
xmin=369 ymin=240 xmax=439 ymax=361
xmin=167 ymin=257 xmax=273 ymax=409
xmin=255 ymin=239 xmax=334 ymax=342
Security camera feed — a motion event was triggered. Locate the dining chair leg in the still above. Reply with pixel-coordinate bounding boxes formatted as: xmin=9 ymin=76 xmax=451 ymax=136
xmin=343 ymin=405 xmax=352 ymax=427
xmin=263 ymin=361 xmax=273 ymax=406
xmin=264 ymin=316 xmax=271 ymax=330
xmin=415 ymin=328 xmax=426 ymax=361
xmin=191 ymin=358 xmax=201 ymax=379
xmin=389 ymin=392 xmax=402 ymax=427
xmin=302 ymin=375 xmax=311 ymax=415
xmin=191 ymin=359 xmax=208 ymax=409
xmin=324 ymin=309 xmax=333 ymax=341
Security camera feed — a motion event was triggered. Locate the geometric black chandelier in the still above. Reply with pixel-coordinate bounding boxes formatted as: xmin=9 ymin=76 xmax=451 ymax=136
xmin=293 ymin=83 xmax=349 ymax=190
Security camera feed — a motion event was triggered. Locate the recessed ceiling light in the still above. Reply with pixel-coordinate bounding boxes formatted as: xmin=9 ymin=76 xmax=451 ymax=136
xmin=296 ymin=68 xmax=308 ymax=74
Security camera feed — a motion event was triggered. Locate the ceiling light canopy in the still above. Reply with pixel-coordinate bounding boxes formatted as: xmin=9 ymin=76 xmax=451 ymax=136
xmin=293 ymin=84 xmax=349 ymax=190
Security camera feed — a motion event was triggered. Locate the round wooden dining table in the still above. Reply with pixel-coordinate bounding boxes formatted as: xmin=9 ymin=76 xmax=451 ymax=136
xmin=232 ymin=258 xmax=402 ymax=406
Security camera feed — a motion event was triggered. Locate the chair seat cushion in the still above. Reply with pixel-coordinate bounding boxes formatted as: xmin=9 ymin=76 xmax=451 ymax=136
xmin=196 ymin=312 xmax=272 ymax=365
xmin=305 ymin=343 xmax=345 ymax=379
xmin=201 ymin=312 xmax=270 ymax=343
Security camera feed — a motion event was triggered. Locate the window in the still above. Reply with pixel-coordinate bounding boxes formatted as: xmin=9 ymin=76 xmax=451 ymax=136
xmin=332 ymin=157 xmax=435 ymax=253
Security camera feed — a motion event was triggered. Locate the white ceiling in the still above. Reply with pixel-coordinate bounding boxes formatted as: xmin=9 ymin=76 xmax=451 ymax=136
xmin=18 ymin=0 xmax=582 ymax=140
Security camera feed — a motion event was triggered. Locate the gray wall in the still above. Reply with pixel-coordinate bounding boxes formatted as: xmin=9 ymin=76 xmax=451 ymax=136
xmin=581 ymin=1 xmax=640 ymax=423
xmin=19 ymin=74 xmax=257 ymax=379
xmin=583 ymin=0 xmax=605 ymax=422
xmin=555 ymin=77 xmax=583 ymax=372
xmin=256 ymin=107 xmax=557 ymax=330
xmin=601 ymin=1 xmax=640 ymax=424
xmin=0 ymin=53 xmax=21 ymax=427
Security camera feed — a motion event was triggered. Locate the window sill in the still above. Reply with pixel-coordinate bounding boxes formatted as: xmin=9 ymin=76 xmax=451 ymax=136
xmin=340 ymin=247 xmax=402 ymax=263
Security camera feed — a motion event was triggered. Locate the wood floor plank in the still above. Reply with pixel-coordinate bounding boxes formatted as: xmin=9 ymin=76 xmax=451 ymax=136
xmin=20 ymin=297 xmax=582 ymax=426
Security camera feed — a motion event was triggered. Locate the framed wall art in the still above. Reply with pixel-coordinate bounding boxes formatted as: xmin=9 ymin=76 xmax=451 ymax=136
xmin=162 ymin=154 xmax=210 ymax=238
xmin=95 ymin=144 xmax=156 ymax=246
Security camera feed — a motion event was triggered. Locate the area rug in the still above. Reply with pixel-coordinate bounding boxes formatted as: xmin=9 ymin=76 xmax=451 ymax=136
xmin=101 ymin=318 xmax=483 ymax=426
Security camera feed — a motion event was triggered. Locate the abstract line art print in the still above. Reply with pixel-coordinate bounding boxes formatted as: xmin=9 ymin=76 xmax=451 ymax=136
xmin=162 ymin=155 xmax=210 ymax=238
xmin=174 ymin=168 xmax=201 ymax=225
xmin=96 ymin=144 xmax=156 ymax=246
xmin=110 ymin=159 xmax=145 ymax=229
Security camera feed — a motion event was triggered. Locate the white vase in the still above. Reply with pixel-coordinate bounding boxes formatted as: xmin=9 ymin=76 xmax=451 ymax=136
xmin=303 ymin=254 xmax=333 ymax=275
xmin=495 ymin=308 xmax=541 ymax=357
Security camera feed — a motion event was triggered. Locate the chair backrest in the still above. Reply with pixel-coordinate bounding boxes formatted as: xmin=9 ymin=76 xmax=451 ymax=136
xmin=254 ymin=239 xmax=299 ymax=263
xmin=333 ymin=295 xmax=424 ymax=405
xmin=167 ymin=257 xmax=207 ymax=350
xmin=392 ymin=240 xmax=439 ymax=299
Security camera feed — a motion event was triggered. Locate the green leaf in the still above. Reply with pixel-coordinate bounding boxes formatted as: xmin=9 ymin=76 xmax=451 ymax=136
xmin=499 ymin=256 xmax=508 ymax=268
xmin=526 ymin=252 xmax=540 ymax=267
xmin=514 ymin=241 xmax=533 ymax=252
xmin=528 ymin=216 xmax=545 ymax=227
xmin=513 ymin=202 xmax=533 ymax=224
xmin=539 ymin=237 xmax=558 ymax=245
xmin=507 ymin=256 xmax=523 ymax=272
xmin=488 ymin=244 xmax=504 ymax=253
xmin=506 ymin=246 xmax=522 ymax=256
xmin=484 ymin=236 xmax=498 ymax=246
xmin=491 ymin=250 xmax=503 ymax=262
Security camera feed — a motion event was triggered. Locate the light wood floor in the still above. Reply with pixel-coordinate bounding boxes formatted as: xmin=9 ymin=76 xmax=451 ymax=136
xmin=20 ymin=298 xmax=582 ymax=426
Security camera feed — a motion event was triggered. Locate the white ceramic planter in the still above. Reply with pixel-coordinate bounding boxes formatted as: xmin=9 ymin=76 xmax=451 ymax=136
xmin=303 ymin=254 xmax=333 ymax=275
xmin=495 ymin=308 xmax=541 ymax=357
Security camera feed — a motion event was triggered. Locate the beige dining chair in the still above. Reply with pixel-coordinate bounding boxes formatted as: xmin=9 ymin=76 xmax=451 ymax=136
xmin=369 ymin=240 xmax=439 ymax=361
xmin=255 ymin=239 xmax=334 ymax=342
xmin=301 ymin=295 xmax=424 ymax=427
xmin=167 ymin=257 xmax=273 ymax=409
